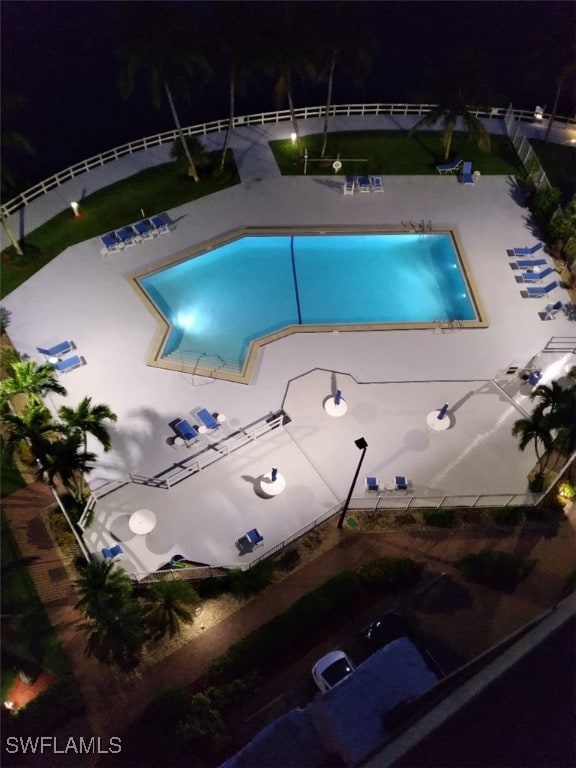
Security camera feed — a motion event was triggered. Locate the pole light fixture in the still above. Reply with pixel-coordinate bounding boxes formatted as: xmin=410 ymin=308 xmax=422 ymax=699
xmin=337 ymin=437 xmax=368 ymax=529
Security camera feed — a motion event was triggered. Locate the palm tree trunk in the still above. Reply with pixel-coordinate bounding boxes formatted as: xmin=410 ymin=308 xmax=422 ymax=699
xmin=220 ymin=63 xmax=235 ymax=171
xmin=1 ymin=213 xmax=24 ymax=257
xmin=285 ymin=69 xmax=301 ymax=151
xmin=544 ymin=81 xmax=562 ymax=144
xmin=320 ymin=55 xmax=337 ymax=159
xmin=163 ymin=81 xmax=199 ymax=182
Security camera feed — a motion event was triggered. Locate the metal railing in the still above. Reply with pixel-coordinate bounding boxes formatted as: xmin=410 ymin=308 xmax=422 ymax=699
xmin=79 ymin=411 xmax=285 ymax=530
xmin=504 ymin=103 xmax=551 ymax=189
xmin=2 ymin=102 xmax=574 ymax=218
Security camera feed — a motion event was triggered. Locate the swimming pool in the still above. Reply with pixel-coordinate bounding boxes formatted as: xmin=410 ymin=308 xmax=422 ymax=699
xmin=133 ymin=228 xmax=485 ymax=382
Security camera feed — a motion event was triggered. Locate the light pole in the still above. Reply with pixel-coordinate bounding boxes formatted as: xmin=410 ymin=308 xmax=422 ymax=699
xmin=337 ymin=437 xmax=368 ymax=529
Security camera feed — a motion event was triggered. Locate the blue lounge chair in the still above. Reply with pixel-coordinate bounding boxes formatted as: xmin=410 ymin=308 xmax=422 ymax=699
xmin=116 ymin=226 xmax=140 ymax=246
xmin=53 ymin=355 xmax=84 ymax=373
xmin=36 ymin=341 xmax=73 ymax=357
xmin=102 ymin=544 xmax=123 ymax=560
xmin=197 ymin=408 xmax=220 ymax=430
xmin=365 ymin=476 xmax=379 ymax=491
xmin=357 ymin=176 xmax=370 ymax=193
xmin=370 ymin=175 xmax=384 ymax=192
xmin=395 ymin=475 xmax=408 ymax=490
xmin=515 ymin=258 xmax=547 ymax=269
xmin=100 ymin=232 xmax=123 ymax=254
xmin=245 ymin=528 xmax=263 ymax=547
xmin=174 ymin=418 xmax=199 ymax=444
xmin=520 ymin=267 xmax=555 ymax=283
xmin=150 ymin=213 xmax=174 ymax=234
xmin=343 ymin=177 xmax=355 ymax=196
xmin=526 ymin=281 xmax=558 ymax=297
xmin=436 ymin=156 xmax=462 ymax=174
xmin=133 ymin=219 xmax=156 ymax=239
xmin=461 ymin=161 xmax=474 ymax=184
xmin=513 ymin=243 xmax=543 ymax=256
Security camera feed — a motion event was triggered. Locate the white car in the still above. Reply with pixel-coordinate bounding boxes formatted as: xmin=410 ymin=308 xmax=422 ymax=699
xmin=312 ymin=650 xmax=356 ymax=693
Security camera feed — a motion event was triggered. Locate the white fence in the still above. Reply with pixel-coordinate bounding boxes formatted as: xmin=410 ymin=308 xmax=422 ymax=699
xmin=504 ymin=103 xmax=552 ymax=189
xmin=2 ymin=102 xmax=574 ymax=218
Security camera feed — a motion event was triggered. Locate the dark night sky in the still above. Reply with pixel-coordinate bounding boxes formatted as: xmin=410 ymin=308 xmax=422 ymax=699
xmin=2 ymin=0 xmax=575 ymax=195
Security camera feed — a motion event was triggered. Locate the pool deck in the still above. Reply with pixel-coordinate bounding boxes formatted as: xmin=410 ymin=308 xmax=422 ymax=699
xmin=3 ymin=117 xmax=575 ymax=576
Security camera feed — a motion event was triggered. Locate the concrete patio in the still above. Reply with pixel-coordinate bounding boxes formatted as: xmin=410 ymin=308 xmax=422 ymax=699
xmin=3 ymin=117 xmax=574 ymax=577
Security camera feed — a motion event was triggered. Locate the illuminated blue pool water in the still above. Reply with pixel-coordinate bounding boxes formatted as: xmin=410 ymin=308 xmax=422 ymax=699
xmin=138 ymin=233 xmax=477 ymax=370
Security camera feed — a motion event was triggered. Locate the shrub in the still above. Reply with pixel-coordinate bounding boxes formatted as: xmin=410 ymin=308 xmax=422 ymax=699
xmin=209 ymin=570 xmax=360 ymax=683
xmin=529 ymin=472 xmax=545 ymax=493
xmin=196 ymin=575 xmax=229 ymax=599
xmin=357 ymin=557 xmax=421 ymax=592
xmin=423 ymin=508 xmax=458 ymax=528
xmin=531 ymin=185 xmax=562 ymax=227
xmin=491 ymin=507 xmax=524 ymax=526
xmin=458 ymin=550 xmax=536 ymax=590
xmin=226 ymin=559 xmax=276 ymax=598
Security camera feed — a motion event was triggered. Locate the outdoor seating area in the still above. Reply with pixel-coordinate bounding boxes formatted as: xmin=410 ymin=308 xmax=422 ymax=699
xmin=37 ymin=339 xmax=85 ymax=373
xmin=99 ymin=212 xmax=174 ymax=254
xmin=341 ymin=176 xmax=384 ymax=195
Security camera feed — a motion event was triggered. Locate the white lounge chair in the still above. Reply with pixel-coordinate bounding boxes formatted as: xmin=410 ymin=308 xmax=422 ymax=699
xmin=343 ymin=177 xmax=355 ymax=196
xmin=370 ymin=175 xmax=384 ymax=192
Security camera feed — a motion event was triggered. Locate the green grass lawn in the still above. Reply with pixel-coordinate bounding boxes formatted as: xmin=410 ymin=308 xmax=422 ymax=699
xmin=530 ymin=140 xmax=576 ymax=205
xmin=1 ymin=156 xmax=239 ymax=298
xmin=270 ymin=130 xmax=524 ymax=177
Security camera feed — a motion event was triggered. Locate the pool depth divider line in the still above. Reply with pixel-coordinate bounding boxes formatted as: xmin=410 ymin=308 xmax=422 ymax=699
xmin=290 ymin=235 xmax=303 ymax=325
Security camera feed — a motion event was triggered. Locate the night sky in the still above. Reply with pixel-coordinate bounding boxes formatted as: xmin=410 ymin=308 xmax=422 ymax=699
xmin=2 ymin=0 xmax=575 ymax=195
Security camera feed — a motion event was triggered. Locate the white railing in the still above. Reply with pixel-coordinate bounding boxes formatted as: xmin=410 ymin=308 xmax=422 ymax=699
xmin=504 ymin=103 xmax=552 ymax=189
xmin=2 ymin=103 xmax=574 ymax=218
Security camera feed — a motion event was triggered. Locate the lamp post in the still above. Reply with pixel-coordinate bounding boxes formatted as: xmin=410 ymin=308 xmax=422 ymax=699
xmin=337 ymin=437 xmax=368 ymax=529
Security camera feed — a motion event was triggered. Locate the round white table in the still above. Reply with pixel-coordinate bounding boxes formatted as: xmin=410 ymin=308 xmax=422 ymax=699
xmin=426 ymin=410 xmax=451 ymax=431
xmin=129 ymin=508 xmax=157 ymax=535
xmin=198 ymin=425 xmax=209 ymax=434
xmin=324 ymin=396 xmax=348 ymax=417
xmin=259 ymin=472 xmax=286 ymax=496
xmin=173 ymin=436 xmax=184 ymax=447
xmin=48 ymin=356 xmax=60 ymax=364
xmin=216 ymin=413 xmax=227 ymax=424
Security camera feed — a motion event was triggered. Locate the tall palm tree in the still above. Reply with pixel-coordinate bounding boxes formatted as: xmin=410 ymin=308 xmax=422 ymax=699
xmin=80 ymin=602 xmax=144 ymax=670
xmin=115 ymin=5 xmax=208 ymax=182
xmin=58 ymin=396 xmax=117 ymax=454
xmin=142 ymin=580 xmax=199 ymax=640
xmin=409 ymin=49 xmax=493 ymax=162
xmin=42 ymin=431 xmax=96 ymax=501
xmin=545 ymin=63 xmax=576 ymax=144
xmin=3 ymin=403 xmax=64 ymax=468
xmin=409 ymin=94 xmax=491 ymax=162
xmin=308 ymin=5 xmax=376 ymax=158
xmin=0 ymin=360 xmax=67 ymax=407
xmin=1 ymin=95 xmax=34 ymax=257
xmin=531 ymin=379 xmax=576 ymax=453
xmin=512 ymin=411 xmax=555 ymax=473
xmin=260 ymin=5 xmax=315 ymax=151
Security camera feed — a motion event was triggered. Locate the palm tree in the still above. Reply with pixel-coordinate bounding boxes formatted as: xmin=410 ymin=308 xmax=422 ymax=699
xmin=212 ymin=4 xmax=261 ymax=171
xmin=260 ymin=5 xmax=315 ymax=151
xmin=545 ymin=63 xmax=576 ymax=144
xmin=531 ymin=379 xmax=576 ymax=454
xmin=1 ymin=95 xmax=34 ymax=257
xmin=409 ymin=94 xmax=491 ymax=162
xmin=74 ymin=560 xmax=133 ymax=622
xmin=308 ymin=5 xmax=376 ymax=158
xmin=512 ymin=411 xmax=555 ymax=473
xmin=409 ymin=50 xmax=494 ymax=162
xmin=115 ymin=5 xmax=208 ymax=182
xmin=142 ymin=580 xmax=199 ymax=640
xmin=3 ymin=404 xmax=64 ymax=468
xmin=42 ymin=432 xmax=96 ymax=501
xmin=58 ymin=396 xmax=117 ymax=454
xmin=0 ymin=360 xmax=67 ymax=407
xmin=80 ymin=602 xmax=144 ymax=670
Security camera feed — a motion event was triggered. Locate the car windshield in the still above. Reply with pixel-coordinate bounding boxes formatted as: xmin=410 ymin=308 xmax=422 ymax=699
xmin=322 ymin=658 xmax=353 ymax=687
